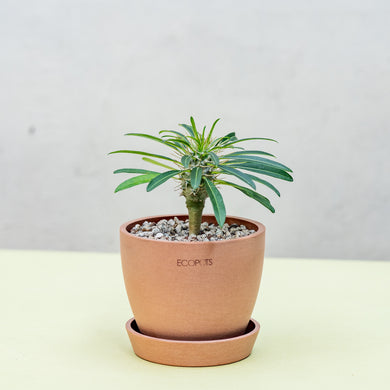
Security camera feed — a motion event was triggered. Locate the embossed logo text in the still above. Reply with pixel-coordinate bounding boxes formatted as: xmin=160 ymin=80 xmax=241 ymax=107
xmin=177 ymin=258 xmax=213 ymax=267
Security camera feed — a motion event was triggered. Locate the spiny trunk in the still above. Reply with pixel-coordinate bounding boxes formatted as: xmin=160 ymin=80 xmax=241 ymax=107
xmin=186 ymin=198 xmax=205 ymax=235
xmin=183 ymin=185 xmax=207 ymax=236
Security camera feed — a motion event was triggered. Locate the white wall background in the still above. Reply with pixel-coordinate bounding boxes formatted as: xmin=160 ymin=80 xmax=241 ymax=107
xmin=0 ymin=0 xmax=389 ymax=260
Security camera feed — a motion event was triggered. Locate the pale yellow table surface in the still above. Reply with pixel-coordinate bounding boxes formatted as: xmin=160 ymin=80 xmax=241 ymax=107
xmin=1 ymin=250 xmax=389 ymax=389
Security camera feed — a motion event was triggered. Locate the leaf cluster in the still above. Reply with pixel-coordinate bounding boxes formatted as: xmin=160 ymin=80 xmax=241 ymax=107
xmin=109 ymin=117 xmax=293 ymax=227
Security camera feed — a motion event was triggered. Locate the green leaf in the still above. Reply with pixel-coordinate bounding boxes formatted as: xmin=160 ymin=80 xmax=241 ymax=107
xmin=205 ymin=118 xmax=220 ymax=145
xmin=159 ymin=130 xmax=193 ymax=147
xmin=222 ymin=132 xmax=236 ymax=140
xmin=218 ymin=166 xmax=256 ymax=190
xmin=181 ymin=155 xmax=191 ymax=168
xmin=114 ymin=173 xmax=159 ymax=193
xmin=204 ymin=178 xmax=226 ymax=227
xmin=224 ymin=150 xmax=275 ymax=158
xmin=159 ymin=130 xmax=187 ymax=140
xmin=212 ymin=132 xmax=236 ymax=146
xmin=146 ymin=170 xmax=180 ymax=192
xmin=162 ymin=137 xmax=195 ymax=152
xmin=168 ymin=140 xmax=188 ymax=151
xmin=201 ymin=126 xmax=206 ymax=143
xmin=209 ymin=132 xmax=238 ymax=150
xmin=178 ymin=123 xmax=195 ymax=138
xmin=142 ymin=157 xmax=176 ymax=170
xmin=113 ymin=168 xmax=159 ymax=174
xmin=247 ymin=175 xmax=281 ymax=197
xmin=219 ymin=180 xmax=275 ymax=213
xmin=219 ymin=137 xmax=277 ymax=149
xmin=227 ymin=162 xmax=294 ymax=182
xmin=108 ymin=150 xmax=178 ymax=162
xmin=190 ymin=117 xmax=200 ymax=141
xmin=208 ymin=151 xmax=219 ymax=165
xmin=224 ymin=155 xmax=292 ymax=172
xmin=124 ymin=133 xmax=180 ymax=151
xmin=190 ymin=167 xmax=203 ymax=189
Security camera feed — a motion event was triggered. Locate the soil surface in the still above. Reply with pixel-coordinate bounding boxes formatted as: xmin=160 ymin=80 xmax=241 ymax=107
xmin=130 ymin=217 xmax=256 ymax=241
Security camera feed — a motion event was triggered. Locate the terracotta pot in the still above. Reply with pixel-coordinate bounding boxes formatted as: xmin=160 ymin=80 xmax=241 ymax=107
xmin=120 ymin=214 xmax=265 ymax=341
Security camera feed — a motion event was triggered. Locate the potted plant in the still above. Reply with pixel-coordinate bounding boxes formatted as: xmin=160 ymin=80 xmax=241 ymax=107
xmin=110 ymin=117 xmax=293 ymax=366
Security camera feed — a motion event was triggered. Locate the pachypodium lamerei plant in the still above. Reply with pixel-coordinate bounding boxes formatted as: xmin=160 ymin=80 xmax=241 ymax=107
xmin=109 ymin=117 xmax=293 ymax=236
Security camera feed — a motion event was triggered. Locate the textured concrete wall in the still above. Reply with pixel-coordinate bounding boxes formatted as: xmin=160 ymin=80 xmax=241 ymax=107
xmin=1 ymin=1 xmax=389 ymax=260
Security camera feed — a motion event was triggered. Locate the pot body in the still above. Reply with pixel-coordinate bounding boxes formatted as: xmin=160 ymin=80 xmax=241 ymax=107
xmin=120 ymin=214 xmax=265 ymax=341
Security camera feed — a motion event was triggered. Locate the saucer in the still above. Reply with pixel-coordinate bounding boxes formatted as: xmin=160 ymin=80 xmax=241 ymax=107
xmin=125 ymin=318 xmax=260 ymax=367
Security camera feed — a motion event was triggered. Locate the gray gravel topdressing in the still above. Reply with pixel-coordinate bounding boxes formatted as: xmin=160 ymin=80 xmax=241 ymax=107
xmin=130 ymin=217 xmax=256 ymax=241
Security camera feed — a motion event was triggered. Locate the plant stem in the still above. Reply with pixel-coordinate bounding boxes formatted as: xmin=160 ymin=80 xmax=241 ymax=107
xmin=186 ymin=199 xmax=205 ymax=236
xmin=183 ymin=185 xmax=207 ymax=235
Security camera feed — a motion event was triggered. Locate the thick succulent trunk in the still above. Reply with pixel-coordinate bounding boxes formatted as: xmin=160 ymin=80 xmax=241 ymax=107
xmin=183 ymin=185 xmax=207 ymax=236
xmin=186 ymin=198 xmax=205 ymax=236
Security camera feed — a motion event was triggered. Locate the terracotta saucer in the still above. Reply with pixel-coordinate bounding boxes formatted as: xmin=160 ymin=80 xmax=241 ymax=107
xmin=125 ymin=318 xmax=260 ymax=367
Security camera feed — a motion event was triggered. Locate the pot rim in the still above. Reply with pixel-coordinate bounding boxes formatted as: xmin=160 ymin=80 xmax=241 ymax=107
xmin=120 ymin=214 xmax=265 ymax=246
